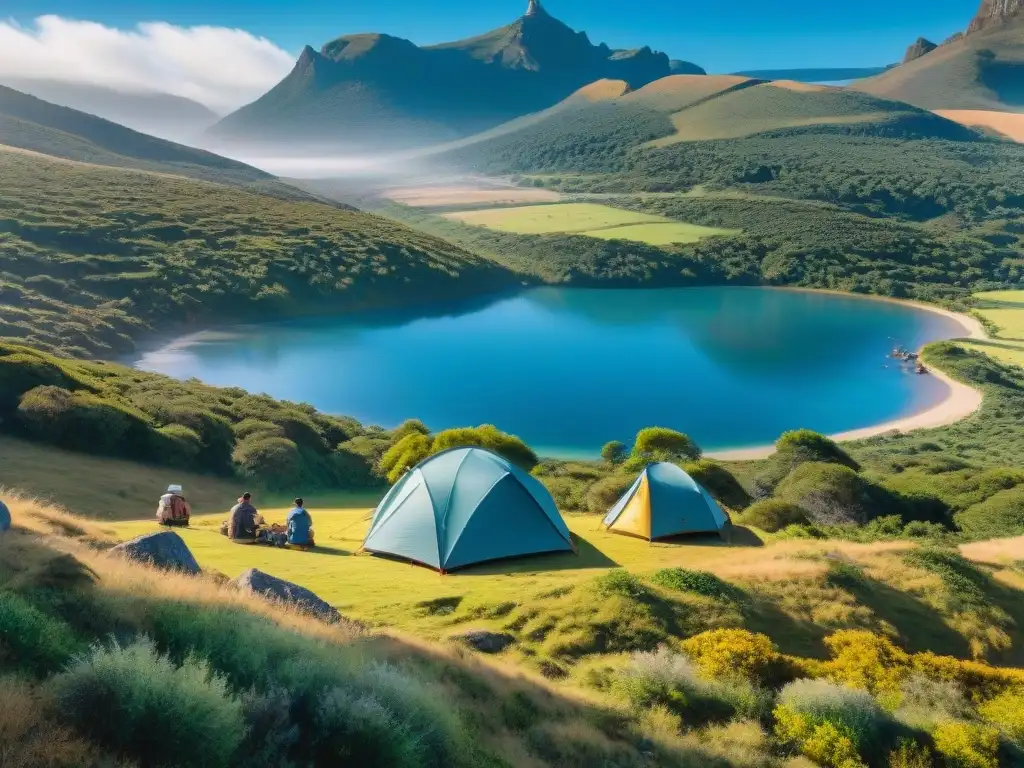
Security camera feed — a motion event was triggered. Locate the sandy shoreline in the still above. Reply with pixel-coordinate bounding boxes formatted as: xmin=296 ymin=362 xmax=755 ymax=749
xmin=706 ymin=293 xmax=987 ymax=461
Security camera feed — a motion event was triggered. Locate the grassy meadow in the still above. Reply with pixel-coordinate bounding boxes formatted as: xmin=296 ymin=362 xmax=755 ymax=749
xmin=963 ymin=290 xmax=1024 ymax=368
xmin=442 ymin=202 xmax=738 ymax=246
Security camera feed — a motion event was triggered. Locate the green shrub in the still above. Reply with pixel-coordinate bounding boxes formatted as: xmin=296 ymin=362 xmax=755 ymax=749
xmin=232 ymin=418 xmax=283 ymax=440
xmin=601 ymin=440 xmax=627 ymax=465
xmin=153 ymin=423 xmax=203 ymax=467
xmin=431 ymin=424 xmax=538 ymax=470
xmin=52 ymin=638 xmax=244 ymax=768
xmin=17 ymin=386 xmax=148 ymax=455
xmin=232 ymin=434 xmax=302 ymax=489
xmin=585 ymin=473 xmax=635 ymax=514
xmin=0 ymin=591 xmax=79 ymax=676
xmin=777 ymin=429 xmax=859 ymax=470
xmin=631 ymin=427 xmax=702 ymax=463
xmin=0 ymin=350 xmax=76 ymax=412
xmin=737 ymin=499 xmax=809 ymax=532
xmin=392 ymin=419 xmax=429 ymax=439
xmin=682 ymin=459 xmax=751 ymax=509
xmin=380 ymin=433 xmax=432 ymax=484
xmin=650 ymin=568 xmax=745 ymax=603
xmin=775 ymin=462 xmax=900 ymax=526
xmin=955 ymin=487 xmax=1024 ymax=540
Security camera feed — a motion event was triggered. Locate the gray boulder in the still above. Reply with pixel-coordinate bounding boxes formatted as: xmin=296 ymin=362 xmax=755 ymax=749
xmin=110 ymin=530 xmax=200 ymax=574
xmin=453 ymin=630 xmax=515 ymax=654
xmin=236 ymin=568 xmax=341 ymax=623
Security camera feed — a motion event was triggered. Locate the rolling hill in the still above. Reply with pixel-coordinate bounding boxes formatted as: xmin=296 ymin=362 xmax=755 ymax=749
xmin=0 ymin=145 xmax=515 ymax=357
xmin=208 ymin=0 xmax=693 ymax=151
xmin=0 ymin=85 xmax=285 ymax=192
xmin=857 ymin=6 xmax=1024 ymax=111
xmin=0 ymin=78 xmax=219 ymax=141
xmin=439 ymin=76 xmax=978 ymax=173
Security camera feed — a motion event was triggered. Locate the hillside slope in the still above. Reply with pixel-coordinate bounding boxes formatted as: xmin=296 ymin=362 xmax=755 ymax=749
xmin=0 ymin=78 xmax=219 ymax=141
xmin=441 ymin=77 xmax=976 ymax=172
xmin=0 ymin=147 xmax=514 ymax=357
xmin=856 ymin=16 xmax=1024 ymax=111
xmin=209 ymin=0 xmax=683 ymax=151
xmin=0 ymin=85 xmax=291 ymax=193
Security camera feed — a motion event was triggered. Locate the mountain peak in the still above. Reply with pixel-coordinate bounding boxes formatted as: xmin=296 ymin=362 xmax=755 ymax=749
xmin=967 ymin=0 xmax=1024 ymax=34
xmin=525 ymin=0 xmax=545 ymax=17
xmin=903 ymin=37 xmax=937 ymax=63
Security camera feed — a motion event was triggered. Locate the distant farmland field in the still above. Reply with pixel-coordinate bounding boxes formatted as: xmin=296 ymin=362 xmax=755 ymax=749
xmin=444 ymin=201 xmax=737 ymax=245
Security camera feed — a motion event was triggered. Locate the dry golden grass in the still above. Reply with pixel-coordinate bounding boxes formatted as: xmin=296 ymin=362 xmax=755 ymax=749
xmin=961 ymin=535 xmax=1024 ymax=566
xmin=766 ymin=80 xmax=837 ymax=93
xmin=568 ymin=78 xmax=631 ymax=103
xmin=383 ymin=184 xmax=561 ymax=208
xmin=0 ymin=436 xmax=244 ymax=520
xmin=0 ymin=679 xmax=100 ymax=768
xmin=934 ymin=110 xmax=1024 ymax=142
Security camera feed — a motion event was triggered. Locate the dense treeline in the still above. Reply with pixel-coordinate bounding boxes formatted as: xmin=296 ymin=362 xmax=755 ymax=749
xmin=0 ymin=150 xmax=514 ymax=357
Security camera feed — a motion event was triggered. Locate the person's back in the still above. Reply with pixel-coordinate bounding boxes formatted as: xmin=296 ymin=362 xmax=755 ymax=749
xmin=286 ymin=498 xmax=313 ymax=546
xmin=157 ymin=485 xmax=190 ymax=527
xmin=228 ymin=493 xmax=259 ymax=541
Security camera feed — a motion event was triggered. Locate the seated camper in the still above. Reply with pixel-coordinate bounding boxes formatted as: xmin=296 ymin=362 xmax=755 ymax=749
xmin=157 ymin=485 xmax=191 ymax=527
xmin=286 ymin=498 xmax=315 ymax=548
xmin=227 ymin=492 xmax=263 ymax=543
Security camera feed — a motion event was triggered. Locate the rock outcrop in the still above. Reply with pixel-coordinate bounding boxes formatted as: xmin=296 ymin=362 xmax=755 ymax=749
xmin=903 ymin=37 xmax=938 ymax=63
xmin=110 ymin=531 xmax=201 ymax=574
xmin=967 ymin=0 xmax=1024 ymax=34
xmin=453 ymin=630 xmax=516 ymax=653
xmin=236 ymin=568 xmax=341 ymax=623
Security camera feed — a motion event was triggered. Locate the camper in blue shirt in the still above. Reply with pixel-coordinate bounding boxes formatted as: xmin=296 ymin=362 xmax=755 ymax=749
xmin=286 ymin=498 xmax=314 ymax=547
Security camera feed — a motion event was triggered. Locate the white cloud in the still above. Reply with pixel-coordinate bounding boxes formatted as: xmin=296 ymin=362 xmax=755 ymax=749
xmin=0 ymin=15 xmax=295 ymax=112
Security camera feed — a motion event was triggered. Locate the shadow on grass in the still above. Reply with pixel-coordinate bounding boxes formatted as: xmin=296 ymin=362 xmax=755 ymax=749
xmin=843 ymin=576 xmax=972 ymax=657
xmin=458 ymin=534 xmax=619 ymax=577
xmin=651 ymin=527 xmax=764 ymax=549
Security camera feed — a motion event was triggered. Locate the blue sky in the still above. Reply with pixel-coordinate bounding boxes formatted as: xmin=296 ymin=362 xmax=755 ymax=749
xmin=6 ymin=0 xmax=978 ymax=71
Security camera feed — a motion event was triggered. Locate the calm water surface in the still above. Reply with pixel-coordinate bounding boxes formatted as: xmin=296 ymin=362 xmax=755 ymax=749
xmin=137 ymin=287 xmax=965 ymax=458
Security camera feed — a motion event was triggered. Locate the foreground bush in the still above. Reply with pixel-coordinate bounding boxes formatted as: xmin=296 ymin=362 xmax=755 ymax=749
xmin=820 ymin=630 xmax=911 ymax=697
xmin=0 ymin=592 xmax=79 ymax=677
xmin=932 ymin=721 xmax=1000 ymax=768
xmin=775 ymin=463 xmax=900 ymax=526
xmin=680 ymin=629 xmax=791 ymax=686
xmin=52 ymin=638 xmax=244 ymax=768
xmin=978 ymin=688 xmax=1024 ymax=742
xmin=614 ymin=647 xmax=770 ymax=726
xmin=736 ymin=499 xmax=809 ymax=532
xmin=775 ymin=678 xmax=892 ymax=766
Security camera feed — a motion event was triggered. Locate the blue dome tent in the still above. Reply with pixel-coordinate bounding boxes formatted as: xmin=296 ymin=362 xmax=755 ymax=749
xmin=362 ymin=447 xmax=574 ymax=571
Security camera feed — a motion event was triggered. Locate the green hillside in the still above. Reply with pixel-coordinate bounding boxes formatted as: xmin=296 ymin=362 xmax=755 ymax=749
xmin=856 ymin=17 xmax=1024 ymax=111
xmin=0 ymin=85 xmax=284 ymax=192
xmin=0 ymin=147 xmax=513 ymax=357
xmin=441 ymin=79 xmax=978 ymax=174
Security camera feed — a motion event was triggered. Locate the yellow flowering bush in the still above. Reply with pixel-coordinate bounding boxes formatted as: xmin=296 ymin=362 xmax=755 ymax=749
xmin=822 ymin=631 xmax=911 ymax=697
xmin=680 ymin=629 xmax=788 ymax=685
xmin=978 ymin=687 xmax=1024 ymax=742
xmin=932 ymin=721 xmax=1000 ymax=768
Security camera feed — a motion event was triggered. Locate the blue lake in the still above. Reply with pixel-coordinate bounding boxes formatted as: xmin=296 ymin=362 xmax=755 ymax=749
xmin=136 ymin=287 xmax=966 ymax=458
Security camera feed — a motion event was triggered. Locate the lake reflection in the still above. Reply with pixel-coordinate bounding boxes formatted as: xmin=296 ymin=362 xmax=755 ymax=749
xmin=137 ymin=287 xmax=965 ymax=457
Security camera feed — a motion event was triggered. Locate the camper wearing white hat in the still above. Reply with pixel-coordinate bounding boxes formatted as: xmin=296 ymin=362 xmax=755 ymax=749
xmin=157 ymin=485 xmax=191 ymax=527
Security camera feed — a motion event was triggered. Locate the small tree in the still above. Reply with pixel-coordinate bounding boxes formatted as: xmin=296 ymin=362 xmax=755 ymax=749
xmin=601 ymin=440 xmax=627 ymax=465
xmin=631 ymin=427 xmax=702 ymax=463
